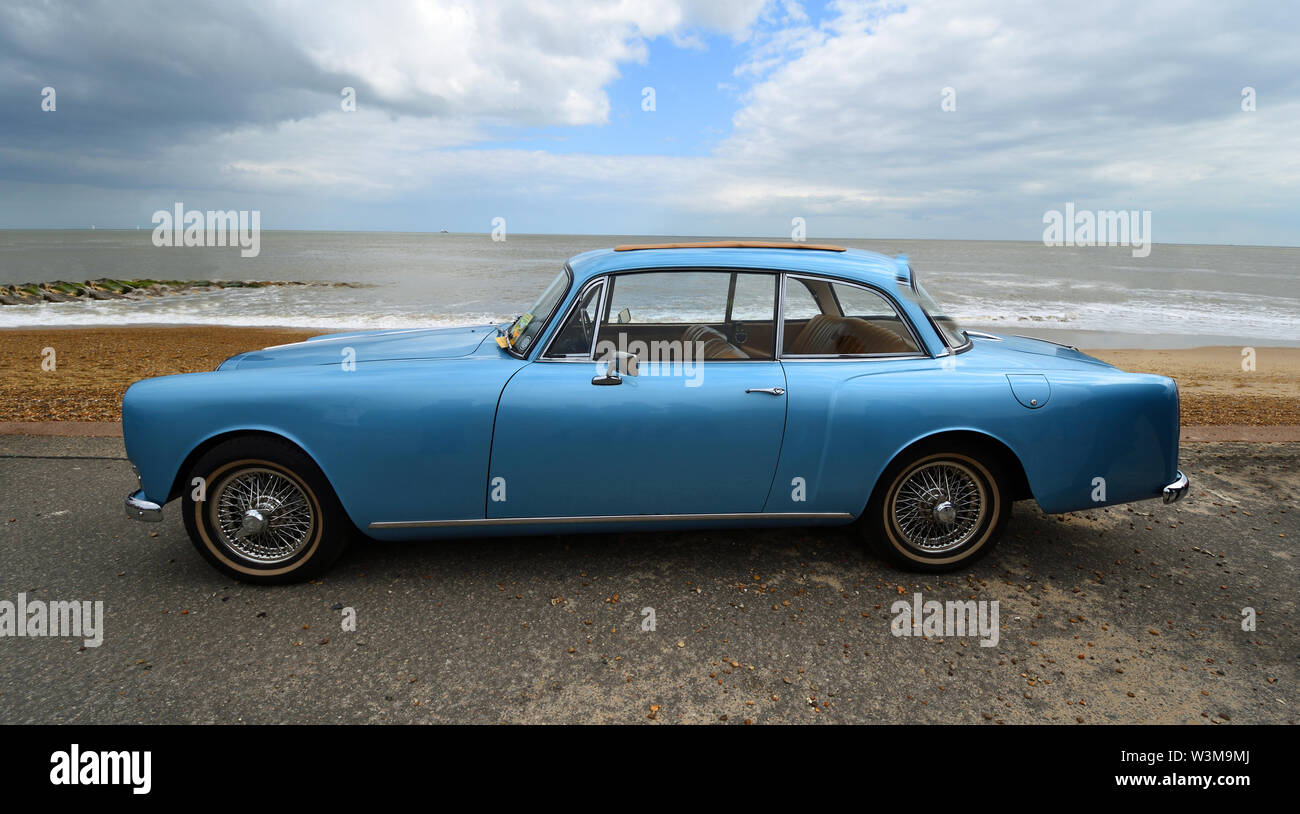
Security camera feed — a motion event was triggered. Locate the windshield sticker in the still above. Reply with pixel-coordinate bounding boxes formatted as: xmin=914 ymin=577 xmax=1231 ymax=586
xmin=496 ymin=313 xmax=533 ymax=349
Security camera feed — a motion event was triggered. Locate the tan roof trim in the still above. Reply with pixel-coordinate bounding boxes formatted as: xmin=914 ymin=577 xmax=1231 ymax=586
xmin=613 ymin=240 xmax=846 ymax=252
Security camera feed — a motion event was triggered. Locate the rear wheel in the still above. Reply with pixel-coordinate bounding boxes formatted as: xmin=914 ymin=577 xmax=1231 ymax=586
xmin=182 ymin=437 xmax=350 ymax=583
xmin=865 ymin=443 xmax=1010 ymax=572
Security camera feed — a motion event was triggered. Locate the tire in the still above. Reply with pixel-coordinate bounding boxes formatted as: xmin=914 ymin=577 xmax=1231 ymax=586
xmin=865 ymin=442 xmax=1010 ymax=572
xmin=182 ymin=436 xmax=350 ymax=584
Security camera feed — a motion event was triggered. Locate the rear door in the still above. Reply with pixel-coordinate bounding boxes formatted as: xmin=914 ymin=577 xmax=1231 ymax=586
xmin=765 ymin=274 xmax=931 ymax=514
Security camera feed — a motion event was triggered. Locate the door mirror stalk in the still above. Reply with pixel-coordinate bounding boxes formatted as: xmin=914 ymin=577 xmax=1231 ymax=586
xmin=592 ymin=351 xmax=638 ymax=386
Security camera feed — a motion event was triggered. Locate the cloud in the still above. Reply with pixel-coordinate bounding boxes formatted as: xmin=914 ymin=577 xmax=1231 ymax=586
xmin=0 ymin=0 xmax=769 ymax=131
xmin=0 ymin=0 xmax=1297 ymax=243
xmin=0 ymin=0 xmax=769 ymax=197
xmin=711 ymin=0 xmax=1300 ymax=239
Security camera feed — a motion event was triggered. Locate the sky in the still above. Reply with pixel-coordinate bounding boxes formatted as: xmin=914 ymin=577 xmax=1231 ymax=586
xmin=0 ymin=0 xmax=1297 ymax=244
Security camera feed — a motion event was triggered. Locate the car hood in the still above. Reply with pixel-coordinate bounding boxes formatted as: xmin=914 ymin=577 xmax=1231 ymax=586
xmin=221 ymin=324 xmax=501 ymax=370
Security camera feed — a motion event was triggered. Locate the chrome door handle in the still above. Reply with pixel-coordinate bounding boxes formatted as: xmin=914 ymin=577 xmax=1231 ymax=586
xmin=745 ymin=387 xmax=785 ymax=396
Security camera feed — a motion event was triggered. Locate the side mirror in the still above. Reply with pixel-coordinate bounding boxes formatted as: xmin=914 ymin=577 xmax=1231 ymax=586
xmin=591 ymin=351 xmax=638 ymax=386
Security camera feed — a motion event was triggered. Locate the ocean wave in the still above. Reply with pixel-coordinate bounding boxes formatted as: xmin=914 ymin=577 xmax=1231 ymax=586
xmin=0 ymin=298 xmax=508 ymax=331
xmin=2 ymin=233 xmax=1296 ymax=347
xmin=956 ymin=296 xmax=1299 ymax=337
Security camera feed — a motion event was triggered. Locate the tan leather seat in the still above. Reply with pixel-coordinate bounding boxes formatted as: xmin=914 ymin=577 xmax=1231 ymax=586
xmin=700 ymin=337 xmax=748 ymax=359
xmin=682 ymin=324 xmax=725 ymax=344
xmin=788 ymin=315 xmax=914 ymax=355
xmin=682 ymin=324 xmax=749 ymax=359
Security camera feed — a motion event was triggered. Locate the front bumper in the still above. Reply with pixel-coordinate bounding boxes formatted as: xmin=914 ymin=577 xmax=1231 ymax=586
xmin=125 ymin=490 xmax=163 ymax=522
xmin=1162 ymin=471 xmax=1189 ymax=504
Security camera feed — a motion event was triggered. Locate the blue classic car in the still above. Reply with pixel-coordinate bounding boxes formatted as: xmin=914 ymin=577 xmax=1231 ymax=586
xmin=123 ymin=242 xmax=1187 ymax=582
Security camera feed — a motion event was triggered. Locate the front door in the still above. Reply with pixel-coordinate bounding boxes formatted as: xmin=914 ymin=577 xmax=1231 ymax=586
xmin=488 ymin=269 xmax=788 ymax=519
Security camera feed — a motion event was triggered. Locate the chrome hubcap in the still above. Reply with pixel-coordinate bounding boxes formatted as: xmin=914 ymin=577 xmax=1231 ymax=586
xmin=932 ymin=500 xmax=957 ymax=525
xmin=239 ymin=509 xmax=267 ymax=537
xmin=211 ymin=467 xmax=315 ymax=564
xmin=891 ymin=460 xmax=986 ymax=553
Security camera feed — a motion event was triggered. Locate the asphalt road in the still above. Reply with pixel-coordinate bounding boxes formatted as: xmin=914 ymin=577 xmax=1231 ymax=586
xmin=0 ymin=436 xmax=1294 ymax=724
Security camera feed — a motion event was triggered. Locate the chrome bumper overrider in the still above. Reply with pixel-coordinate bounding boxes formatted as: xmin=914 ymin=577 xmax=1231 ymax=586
xmin=1162 ymin=471 xmax=1189 ymax=504
xmin=125 ymin=490 xmax=163 ymax=522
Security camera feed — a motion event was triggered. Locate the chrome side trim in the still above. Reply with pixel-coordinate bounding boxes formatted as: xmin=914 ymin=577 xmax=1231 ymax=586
xmin=540 ymin=276 xmax=606 ymax=360
xmin=125 ymin=490 xmax=163 ymax=522
xmin=964 ymin=330 xmax=1002 ymax=341
xmin=1162 ymin=471 xmax=1189 ymax=504
xmin=513 ymin=263 xmax=575 ymax=360
xmin=779 ymin=353 xmax=928 ymax=363
xmin=775 ymin=270 xmax=787 ymax=358
xmin=369 ymin=511 xmax=853 ymax=530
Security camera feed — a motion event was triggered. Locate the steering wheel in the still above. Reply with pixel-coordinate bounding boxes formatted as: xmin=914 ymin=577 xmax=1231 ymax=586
xmin=579 ymin=306 xmax=593 ymax=348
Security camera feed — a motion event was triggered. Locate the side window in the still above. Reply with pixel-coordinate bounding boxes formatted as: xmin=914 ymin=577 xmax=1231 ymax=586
xmin=605 ymin=271 xmax=726 ymax=325
xmin=783 ymin=277 xmax=921 ymax=356
xmin=834 ymin=284 xmax=902 ymax=321
xmin=730 ymin=273 xmax=776 ymax=322
xmin=598 ymin=271 xmax=776 ymax=361
xmin=783 ymin=279 xmax=823 ymax=320
xmin=544 ymin=282 xmax=604 ymax=358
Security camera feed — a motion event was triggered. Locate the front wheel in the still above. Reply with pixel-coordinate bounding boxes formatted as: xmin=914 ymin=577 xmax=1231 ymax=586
xmin=865 ymin=444 xmax=1010 ymax=572
xmin=182 ymin=437 xmax=351 ymax=583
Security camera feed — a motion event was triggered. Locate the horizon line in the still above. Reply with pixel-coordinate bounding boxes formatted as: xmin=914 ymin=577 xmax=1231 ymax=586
xmin=0 ymin=227 xmax=1296 ymax=251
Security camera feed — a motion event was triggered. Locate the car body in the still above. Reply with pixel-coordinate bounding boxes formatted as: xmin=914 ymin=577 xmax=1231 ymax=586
xmin=123 ymin=242 xmax=1187 ymax=581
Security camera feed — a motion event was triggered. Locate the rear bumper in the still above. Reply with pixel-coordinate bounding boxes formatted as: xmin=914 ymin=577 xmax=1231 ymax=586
xmin=1162 ymin=471 xmax=1189 ymax=504
xmin=125 ymin=490 xmax=163 ymax=522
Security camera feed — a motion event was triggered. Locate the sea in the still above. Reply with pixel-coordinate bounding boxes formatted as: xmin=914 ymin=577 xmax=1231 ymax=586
xmin=1 ymin=230 xmax=1296 ymax=349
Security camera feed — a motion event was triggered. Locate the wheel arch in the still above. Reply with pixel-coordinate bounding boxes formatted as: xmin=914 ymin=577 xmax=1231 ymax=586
xmin=168 ymin=429 xmax=329 ymax=503
xmin=864 ymin=429 xmax=1032 ymax=514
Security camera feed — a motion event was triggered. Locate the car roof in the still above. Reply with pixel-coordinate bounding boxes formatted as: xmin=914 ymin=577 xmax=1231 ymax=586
xmin=567 ymin=243 xmax=913 ymax=290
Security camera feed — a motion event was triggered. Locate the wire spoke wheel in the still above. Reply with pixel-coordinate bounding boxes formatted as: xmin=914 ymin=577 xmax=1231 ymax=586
xmin=209 ymin=466 xmax=316 ymax=564
xmin=889 ymin=459 xmax=988 ymax=555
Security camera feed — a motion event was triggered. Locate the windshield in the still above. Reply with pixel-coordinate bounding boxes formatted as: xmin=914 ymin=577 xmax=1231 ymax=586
xmin=500 ymin=267 xmax=571 ymax=356
xmin=899 ymin=279 xmax=968 ymax=349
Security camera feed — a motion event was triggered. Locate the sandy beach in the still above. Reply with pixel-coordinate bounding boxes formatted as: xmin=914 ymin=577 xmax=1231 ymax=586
xmin=1 ymin=326 xmax=1297 ymax=425
xmin=1089 ymin=346 xmax=1300 ymax=426
xmin=0 ymin=326 xmax=319 ymax=422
